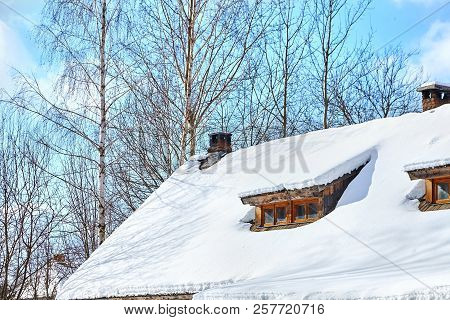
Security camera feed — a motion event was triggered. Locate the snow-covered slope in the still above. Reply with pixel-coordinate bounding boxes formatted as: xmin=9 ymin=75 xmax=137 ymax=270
xmin=57 ymin=106 xmax=450 ymax=300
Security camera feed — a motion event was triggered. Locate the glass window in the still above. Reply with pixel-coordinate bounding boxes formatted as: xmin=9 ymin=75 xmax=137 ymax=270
xmin=294 ymin=205 xmax=306 ymax=220
xmin=308 ymin=203 xmax=318 ymax=218
xmin=276 ymin=207 xmax=287 ymax=223
xmin=437 ymin=182 xmax=450 ymax=200
xmin=264 ymin=208 xmax=274 ymax=225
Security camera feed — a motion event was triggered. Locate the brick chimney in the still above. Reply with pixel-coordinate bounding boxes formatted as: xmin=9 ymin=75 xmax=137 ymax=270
xmin=207 ymin=132 xmax=232 ymax=154
xmin=52 ymin=254 xmax=66 ymax=264
xmin=199 ymin=132 xmax=232 ymax=170
xmin=417 ymin=82 xmax=450 ymax=112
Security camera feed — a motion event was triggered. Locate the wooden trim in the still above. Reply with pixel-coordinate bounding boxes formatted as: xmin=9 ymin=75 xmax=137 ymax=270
xmin=292 ymin=198 xmax=321 ymax=223
xmin=425 ymin=179 xmax=433 ymax=203
xmin=261 ymin=202 xmax=290 ymax=227
xmin=433 ymin=178 xmax=450 ymax=204
xmin=275 ymin=201 xmax=289 ymax=225
xmin=258 ymin=199 xmax=321 ymax=228
xmin=241 ymin=163 xmax=367 ymax=206
xmin=261 ymin=205 xmax=274 ymax=227
xmin=255 ymin=206 xmax=262 ymax=227
xmin=419 ymin=199 xmax=450 ymax=212
xmin=107 ymin=293 xmax=194 ymax=300
xmin=407 ymin=165 xmax=450 ymax=181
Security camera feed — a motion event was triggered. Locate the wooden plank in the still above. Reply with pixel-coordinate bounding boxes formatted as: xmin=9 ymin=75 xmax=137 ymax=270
xmin=255 ymin=207 xmax=262 ymax=227
xmin=425 ymin=179 xmax=433 ymax=203
xmin=407 ymin=165 xmax=450 ymax=180
xmin=241 ymin=163 xmax=366 ymax=206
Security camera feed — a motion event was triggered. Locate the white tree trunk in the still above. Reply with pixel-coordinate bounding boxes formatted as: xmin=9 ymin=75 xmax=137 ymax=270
xmin=98 ymin=0 xmax=107 ymax=245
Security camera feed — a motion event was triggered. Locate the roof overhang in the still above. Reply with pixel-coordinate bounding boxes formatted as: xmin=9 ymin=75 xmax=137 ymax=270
xmin=240 ymin=186 xmax=324 ymax=206
xmin=417 ymin=82 xmax=450 ymax=92
xmin=240 ymin=165 xmax=365 ymax=206
xmin=406 ymin=164 xmax=450 ymax=180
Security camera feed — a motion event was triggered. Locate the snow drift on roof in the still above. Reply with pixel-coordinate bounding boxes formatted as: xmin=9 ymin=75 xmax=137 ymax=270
xmin=238 ymin=151 xmax=371 ymax=198
xmin=404 ymin=134 xmax=450 ymax=172
xmin=57 ymin=105 xmax=450 ymax=300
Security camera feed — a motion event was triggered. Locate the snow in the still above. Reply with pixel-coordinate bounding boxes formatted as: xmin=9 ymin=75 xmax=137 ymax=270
xmin=405 ymin=180 xmax=425 ymax=201
xmin=238 ymin=151 xmax=371 ymax=198
xmin=418 ymin=81 xmax=450 ymax=90
xmin=404 ymin=131 xmax=450 ymax=171
xmin=57 ymin=105 xmax=450 ymax=300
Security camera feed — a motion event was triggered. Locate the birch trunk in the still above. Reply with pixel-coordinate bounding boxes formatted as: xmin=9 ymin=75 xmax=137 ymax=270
xmin=98 ymin=0 xmax=107 ymax=245
xmin=183 ymin=0 xmax=196 ymax=159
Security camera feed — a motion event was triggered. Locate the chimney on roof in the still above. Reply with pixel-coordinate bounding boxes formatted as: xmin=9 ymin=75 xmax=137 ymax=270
xmin=417 ymin=82 xmax=450 ymax=112
xmin=199 ymin=132 xmax=232 ymax=170
xmin=208 ymin=132 xmax=232 ymax=154
xmin=52 ymin=254 xmax=66 ymax=264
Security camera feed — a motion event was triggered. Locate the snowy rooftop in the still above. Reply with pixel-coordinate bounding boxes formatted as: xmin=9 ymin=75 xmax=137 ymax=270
xmin=57 ymin=106 xmax=450 ymax=300
xmin=238 ymin=151 xmax=370 ymax=199
xmin=404 ymin=133 xmax=450 ymax=172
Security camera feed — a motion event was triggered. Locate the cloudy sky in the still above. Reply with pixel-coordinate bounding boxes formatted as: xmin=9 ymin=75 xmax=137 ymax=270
xmin=1 ymin=0 xmax=450 ymax=91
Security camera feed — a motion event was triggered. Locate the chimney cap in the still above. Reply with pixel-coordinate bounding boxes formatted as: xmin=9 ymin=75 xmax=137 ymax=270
xmin=209 ymin=132 xmax=232 ymax=137
xmin=417 ymin=81 xmax=450 ymax=92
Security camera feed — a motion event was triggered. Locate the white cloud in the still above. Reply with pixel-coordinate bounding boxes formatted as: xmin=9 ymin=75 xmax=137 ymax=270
xmin=0 ymin=20 xmax=34 ymax=91
xmin=0 ymin=1 xmax=44 ymax=92
xmin=417 ymin=20 xmax=450 ymax=82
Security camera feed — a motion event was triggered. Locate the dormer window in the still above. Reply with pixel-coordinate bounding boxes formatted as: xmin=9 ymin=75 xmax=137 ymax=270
xmin=293 ymin=200 xmax=319 ymax=222
xmin=259 ymin=200 xmax=320 ymax=227
xmin=406 ymin=163 xmax=450 ymax=211
xmin=240 ymin=164 xmax=366 ymax=232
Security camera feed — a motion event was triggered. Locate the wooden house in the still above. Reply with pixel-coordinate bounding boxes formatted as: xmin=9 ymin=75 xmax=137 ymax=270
xmin=56 ymin=81 xmax=450 ymax=301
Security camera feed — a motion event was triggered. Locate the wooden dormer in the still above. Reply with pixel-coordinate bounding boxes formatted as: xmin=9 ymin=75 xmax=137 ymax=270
xmin=406 ymin=164 xmax=450 ymax=212
xmin=240 ymin=164 xmax=366 ymax=231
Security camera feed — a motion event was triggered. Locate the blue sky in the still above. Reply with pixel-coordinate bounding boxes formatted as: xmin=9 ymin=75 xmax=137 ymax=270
xmin=1 ymin=0 xmax=450 ymax=91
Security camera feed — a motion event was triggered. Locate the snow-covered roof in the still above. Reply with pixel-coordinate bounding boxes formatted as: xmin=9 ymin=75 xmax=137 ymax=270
xmin=404 ymin=135 xmax=450 ymax=172
xmin=404 ymin=159 xmax=450 ymax=172
xmin=57 ymin=105 xmax=450 ymax=300
xmin=239 ymin=152 xmax=370 ymax=198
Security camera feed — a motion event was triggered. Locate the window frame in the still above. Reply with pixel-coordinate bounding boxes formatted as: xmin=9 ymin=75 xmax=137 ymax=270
xmin=292 ymin=198 xmax=320 ymax=223
xmin=274 ymin=202 xmax=289 ymax=225
xmin=433 ymin=178 xmax=450 ymax=204
xmin=261 ymin=201 xmax=290 ymax=227
xmin=259 ymin=198 xmax=321 ymax=227
xmin=261 ymin=205 xmax=275 ymax=227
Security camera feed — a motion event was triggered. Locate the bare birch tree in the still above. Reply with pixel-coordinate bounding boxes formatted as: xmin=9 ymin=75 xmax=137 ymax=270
xmin=5 ymin=0 xmax=128 ymax=246
xmin=329 ymin=46 xmax=422 ymax=125
xmin=0 ymin=114 xmax=62 ymax=299
xmin=128 ymin=0 xmax=271 ymax=163
xmin=263 ymin=0 xmax=311 ymax=137
xmin=309 ymin=0 xmax=372 ymax=129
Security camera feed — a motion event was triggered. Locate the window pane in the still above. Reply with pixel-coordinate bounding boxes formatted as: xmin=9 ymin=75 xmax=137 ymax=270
xmin=437 ymin=183 xmax=450 ymax=200
xmin=264 ymin=208 xmax=274 ymax=225
xmin=308 ymin=203 xmax=318 ymax=218
xmin=294 ymin=205 xmax=306 ymax=220
xmin=276 ymin=207 xmax=287 ymax=223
